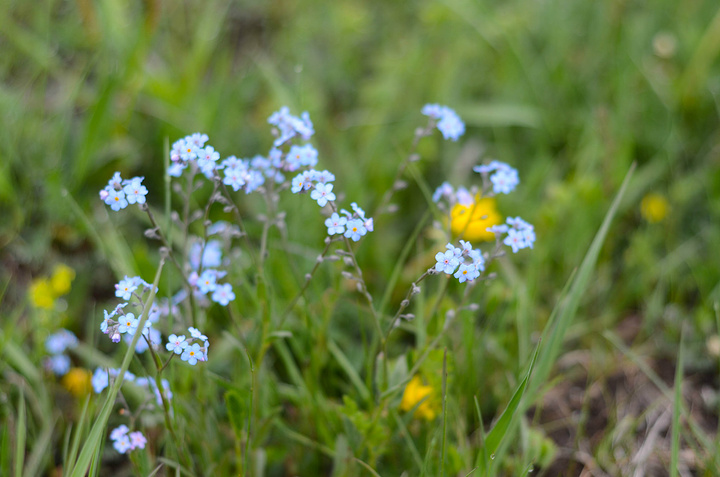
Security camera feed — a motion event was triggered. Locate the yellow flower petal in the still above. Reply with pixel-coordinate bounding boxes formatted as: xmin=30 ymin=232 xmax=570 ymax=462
xmin=450 ymin=197 xmax=502 ymax=242
xmin=400 ymin=376 xmax=438 ymax=421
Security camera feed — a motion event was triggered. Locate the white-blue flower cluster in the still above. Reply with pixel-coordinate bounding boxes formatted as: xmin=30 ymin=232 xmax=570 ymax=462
xmin=187 ymin=237 xmax=236 ymax=307
xmin=92 ymin=366 xmax=172 ymax=406
xmin=323 ymin=202 xmax=374 ymax=242
xmin=44 ymin=329 xmax=78 ymax=376
xmin=434 ymin=240 xmax=486 ymax=283
xmin=99 ymin=172 xmax=148 ymax=211
xmin=109 ymin=425 xmax=146 ymax=454
xmin=473 ymin=160 xmax=520 ymax=195
xmin=422 ymin=104 xmax=466 ymax=141
xmin=268 ymin=106 xmax=315 ymax=146
xmin=165 ymin=327 xmax=209 ymax=366
xmin=486 ymin=217 xmax=536 ymax=253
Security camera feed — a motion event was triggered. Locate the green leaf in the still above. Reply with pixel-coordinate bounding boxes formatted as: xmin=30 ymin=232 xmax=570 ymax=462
xmin=483 ymin=344 xmax=540 ymax=459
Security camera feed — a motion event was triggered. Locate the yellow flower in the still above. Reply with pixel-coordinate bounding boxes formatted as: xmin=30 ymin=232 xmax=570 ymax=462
xmin=450 ymin=197 xmax=502 ymax=242
xmin=50 ymin=264 xmax=75 ymax=296
xmin=29 ymin=278 xmax=56 ymax=310
xmin=640 ymin=193 xmax=669 ymax=223
xmin=400 ymin=376 xmax=438 ymax=421
xmin=62 ymin=368 xmax=92 ymax=397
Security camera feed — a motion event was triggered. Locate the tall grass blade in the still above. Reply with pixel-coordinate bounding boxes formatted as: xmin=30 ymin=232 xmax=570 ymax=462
xmin=670 ymin=325 xmax=685 ymax=477
xmin=529 ymin=163 xmax=635 ymax=397
xmin=14 ymin=391 xmax=25 ymax=477
xmin=483 ymin=344 xmax=540 ymax=460
xmin=69 ymin=260 xmax=164 ymax=477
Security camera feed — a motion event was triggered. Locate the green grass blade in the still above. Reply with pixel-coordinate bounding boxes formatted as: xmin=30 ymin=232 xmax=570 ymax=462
xmin=69 ymin=260 xmax=165 ymax=477
xmin=670 ymin=325 xmax=685 ymax=477
xmin=529 ymin=163 xmax=635 ymax=397
xmin=14 ymin=391 xmax=25 ymax=477
xmin=328 ymin=339 xmax=371 ymax=404
xmin=23 ymin=414 xmax=57 ymax=477
xmin=484 ymin=343 xmax=540 ymax=458
xmin=65 ymin=395 xmax=92 ymax=474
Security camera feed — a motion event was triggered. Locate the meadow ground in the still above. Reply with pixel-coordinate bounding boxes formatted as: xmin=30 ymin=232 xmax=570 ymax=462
xmin=1 ymin=1 xmax=720 ymax=476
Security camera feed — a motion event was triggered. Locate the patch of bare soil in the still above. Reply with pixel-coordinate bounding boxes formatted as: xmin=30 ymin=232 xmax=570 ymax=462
xmin=530 ymin=316 xmax=718 ymax=476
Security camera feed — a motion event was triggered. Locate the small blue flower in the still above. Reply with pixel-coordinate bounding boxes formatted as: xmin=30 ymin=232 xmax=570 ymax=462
xmin=45 ymin=329 xmax=78 ymax=354
xmin=433 ymin=182 xmax=454 ymax=203
xmin=286 ymin=144 xmax=318 ymax=171
xmin=422 ymin=104 xmax=465 ymax=141
xmin=344 ymin=219 xmax=367 ymax=242
xmin=166 ymin=334 xmax=188 ymax=355
xmin=454 ymin=263 xmax=480 ymax=283
xmin=197 ymin=146 xmax=220 ymax=178
xmin=503 ymin=229 xmax=526 ymax=253
xmin=223 ymin=165 xmax=246 ymax=191
xmin=92 ymin=368 xmax=109 ymax=393
xmin=437 ymin=109 xmax=465 ymax=141
xmin=268 ymin=107 xmax=314 ymax=146
xmin=122 ymin=177 xmax=148 ymax=205
xmin=211 ymin=283 xmax=235 ymax=306
xmin=181 ymin=343 xmax=203 ymax=365
xmin=435 ymin=249 xmax=460 ymax=274
xmin=117 ymin=313 xmax=137 ymax=334
xmin=113 ymin=434 xmax=132 ymax=454
xmin=188 ymin=327 xmax=208 ymax=341
xmin=115 ymin=276 xmax=139 ymax=300
xmin=45 ymin=354 xmax=71 ymax=376
xmin=168 ymin=162 xmax=187 ymax=177
xmin=310 ymin=183 xmax=335 ymax=207
xmin=105 ymin=189 xmax=128 ymax=211
xmin=291 ymin=171 xmax=314 ymax=193
xmin=197 ymin=270 xmax=218 ymax=294
xmin=110 ymin=425 xmax=129 ymax=441
xmin=325 ymin=212 xmax=347 ymax=235
xmin=490 ymin=166 xmax=519 ymax=194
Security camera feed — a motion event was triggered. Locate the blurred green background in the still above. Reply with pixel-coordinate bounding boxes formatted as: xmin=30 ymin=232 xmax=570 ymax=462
xmin=2 ymin=0 xmax=720 ymax=475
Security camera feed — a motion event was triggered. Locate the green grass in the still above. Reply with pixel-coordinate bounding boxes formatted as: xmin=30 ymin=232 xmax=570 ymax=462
xmin=2 ymin=0 xmax=720 ymax=475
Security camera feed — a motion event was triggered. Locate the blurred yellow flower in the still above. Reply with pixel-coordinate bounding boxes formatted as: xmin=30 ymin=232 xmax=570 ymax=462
xmin=30 ymin=279 xmax=56 ymax=310
xmin=50 ymin=264 xmax=75 ymax=296
xmin=62 ymin=368 xmax=92 ymax=397
xmin=640 ymin=193 xmax=669 ymax=223
xmin=400 ymin=376 xmax=438 ymax=421
xmin=29 ymin=263 xmax=75 ymax=310
xmin=450 ymin=197 xmax=502 ymax=242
